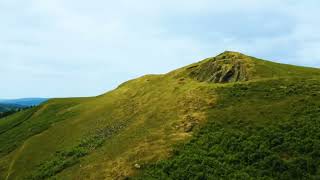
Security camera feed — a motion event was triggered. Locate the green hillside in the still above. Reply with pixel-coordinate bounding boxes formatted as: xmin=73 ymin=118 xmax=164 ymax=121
xmin=0 ymin=51 xmax=320 ymax=179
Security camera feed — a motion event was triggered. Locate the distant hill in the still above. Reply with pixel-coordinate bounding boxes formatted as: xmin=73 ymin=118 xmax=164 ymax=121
xmin=0 ymin=98 xmax=48 ymax=107
xmin=0 ymin=103 xmax=26 ymax=119
xmin=1 ymin=52 xmax=320 ymax=179
xmin=0 ymin=103 xmax=25 ymax=113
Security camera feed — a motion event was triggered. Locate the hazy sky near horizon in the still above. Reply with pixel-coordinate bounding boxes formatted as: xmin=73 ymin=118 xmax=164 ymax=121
xmin=1 ymin=0 xmax=320 ymax=98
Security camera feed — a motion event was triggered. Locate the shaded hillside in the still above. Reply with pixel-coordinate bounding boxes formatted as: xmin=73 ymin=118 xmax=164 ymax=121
xmin=0 ymin=51 xmax=319 ymax=179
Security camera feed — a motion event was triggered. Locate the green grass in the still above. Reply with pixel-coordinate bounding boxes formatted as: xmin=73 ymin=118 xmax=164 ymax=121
xmin=0 ymin=51 xmax=320 ymax=179
xmin=133 ymin=78 xmax=320 ymax=179
xmin=28 ymin=121 xmax=128 ymax=179
xmin=0 ymin=98 xmax=85 ymax=157
xmin=0 ymin=74 xmax=213 ymax=179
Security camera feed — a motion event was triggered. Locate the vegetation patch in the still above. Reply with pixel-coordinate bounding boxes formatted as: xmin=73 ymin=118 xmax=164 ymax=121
xmin=28 ymin=120 xmax=129 ymax=179
xmin=132 ymin=78 xmax=320 ymax=179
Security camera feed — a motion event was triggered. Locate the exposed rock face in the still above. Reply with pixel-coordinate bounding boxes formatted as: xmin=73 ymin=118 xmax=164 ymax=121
xmin=189 ymin=51 xmax=251 ymax=83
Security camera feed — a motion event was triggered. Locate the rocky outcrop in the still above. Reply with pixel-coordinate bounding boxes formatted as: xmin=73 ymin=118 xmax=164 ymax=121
xmin=189 ymin=51 xmax=251 ymax=83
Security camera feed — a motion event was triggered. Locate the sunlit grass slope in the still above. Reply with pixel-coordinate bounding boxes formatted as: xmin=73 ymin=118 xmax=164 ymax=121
xmin=0 ymin=51 xmax=319 ymax=179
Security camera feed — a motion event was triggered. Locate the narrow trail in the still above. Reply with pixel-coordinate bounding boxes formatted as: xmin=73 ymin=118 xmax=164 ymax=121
xmin=5 ymin=141 xmax=27 ymax=180
xmin=5 ymin=125 xmax=54 ymax=180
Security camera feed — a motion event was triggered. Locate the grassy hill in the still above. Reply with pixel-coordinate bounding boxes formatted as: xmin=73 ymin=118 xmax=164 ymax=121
xmin=0 ymin=51 xmax=320 ymax=179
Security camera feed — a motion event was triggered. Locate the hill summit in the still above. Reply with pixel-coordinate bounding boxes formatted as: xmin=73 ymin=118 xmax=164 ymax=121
xmin=189 ymin=51 xmax=251 ymax=83
xmin=185 ymin=51 xmax=319 ymax=83
xmin=1 ymin=51 xmax=320 ymax=179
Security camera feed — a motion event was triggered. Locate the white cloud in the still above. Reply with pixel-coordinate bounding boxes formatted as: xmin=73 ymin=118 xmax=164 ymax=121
xmin=0 ymin=0 xmax=320 ymax=98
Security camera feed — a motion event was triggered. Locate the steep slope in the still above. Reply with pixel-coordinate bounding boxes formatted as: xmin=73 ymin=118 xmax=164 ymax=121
xmin=0 ymin=51 xmax=320 ymax=179
xmin=0 ymin=76 xmax=213 ymax=179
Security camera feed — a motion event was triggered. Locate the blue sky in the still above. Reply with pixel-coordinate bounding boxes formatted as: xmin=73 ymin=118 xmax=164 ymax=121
xmin=1 ymin=0 xmax=320 ymax=98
